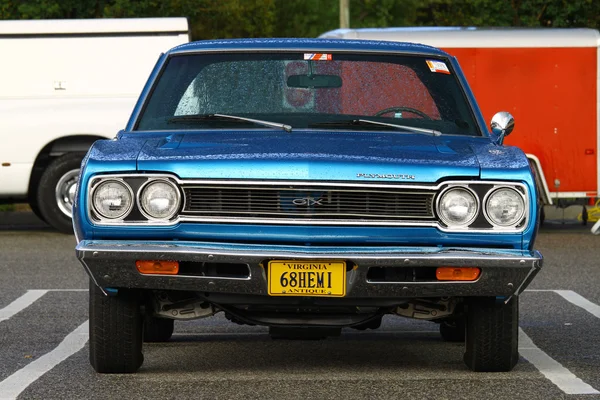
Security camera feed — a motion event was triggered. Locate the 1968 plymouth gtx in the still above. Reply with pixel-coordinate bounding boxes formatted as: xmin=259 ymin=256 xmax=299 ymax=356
xmin=73 ymin=38 xmax=543 ymax=373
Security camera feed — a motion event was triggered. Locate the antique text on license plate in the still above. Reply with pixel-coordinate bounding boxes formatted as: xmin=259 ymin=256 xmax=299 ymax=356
xmin=268 ymin=260 xmax=346 ymax=297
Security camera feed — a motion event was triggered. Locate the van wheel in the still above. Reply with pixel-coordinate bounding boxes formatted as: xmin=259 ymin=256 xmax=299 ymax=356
xmin=27 ymin=191 xmax=46 ymax=223
xmin=143 ymin=316 xmax=174 ymax=342
xmin=464 ymin=297 xmax=519 ymax=372
xmin=89 ymin=281 xmax=144 ymax=373
xmin=36 ymin=153 xmax=84 ymax=233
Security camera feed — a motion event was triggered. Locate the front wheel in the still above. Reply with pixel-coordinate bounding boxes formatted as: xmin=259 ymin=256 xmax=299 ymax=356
xmin=464 ymin=297 xmax=519 ymax=372
xmin=89 ymin=281 xmax=144 ymax=373
xmin=36 ymin=152 xmax=84 ymax=233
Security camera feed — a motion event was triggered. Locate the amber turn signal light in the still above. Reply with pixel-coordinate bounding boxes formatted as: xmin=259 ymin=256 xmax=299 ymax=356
xmin=436 ymin=267 xmax=480 ymax=281
xmin=136 ymin=260 xmax=179 ymax=275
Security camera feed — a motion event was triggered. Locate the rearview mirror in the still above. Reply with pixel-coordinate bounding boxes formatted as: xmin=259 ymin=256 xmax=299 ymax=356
xmin=490 ymin=111 xmax=515 ymax=145
xmin=287 ymin=74 xmax=342 ymax=89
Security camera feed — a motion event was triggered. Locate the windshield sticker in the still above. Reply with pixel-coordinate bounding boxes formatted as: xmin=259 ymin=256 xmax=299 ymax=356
xmin=304 ymin=53 xmax=332 ymax=61
xmin=426 ymin=60 xmax=450 ymax=74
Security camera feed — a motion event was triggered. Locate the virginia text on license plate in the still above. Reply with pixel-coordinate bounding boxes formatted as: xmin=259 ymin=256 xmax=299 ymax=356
xmin=268 ymin=260 xmax=346 ymax=297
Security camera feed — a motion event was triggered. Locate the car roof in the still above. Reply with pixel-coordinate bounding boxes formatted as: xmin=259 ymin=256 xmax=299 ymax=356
xmin=167 ymin=37 xmax=450 ymax=57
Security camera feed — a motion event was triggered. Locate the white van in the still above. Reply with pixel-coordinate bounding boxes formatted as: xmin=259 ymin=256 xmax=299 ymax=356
xmin=0 ymin=18 xmax=189 ymax=232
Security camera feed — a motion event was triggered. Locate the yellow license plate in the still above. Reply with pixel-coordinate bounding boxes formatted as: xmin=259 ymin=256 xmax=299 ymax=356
xmin=268 ymin=260 xmax=346 ymax=297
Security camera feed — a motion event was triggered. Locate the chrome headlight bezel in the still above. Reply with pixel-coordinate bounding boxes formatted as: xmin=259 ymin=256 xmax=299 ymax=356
xmin=483 ymin=187 xmax=527 ymax=227
xmin=436 ymin=186 xmax=480 ymax=228
xmin=90 ymin=178 xmax=134 ymax=220
xmin=137 ymin=178 xmax=182 ymax=221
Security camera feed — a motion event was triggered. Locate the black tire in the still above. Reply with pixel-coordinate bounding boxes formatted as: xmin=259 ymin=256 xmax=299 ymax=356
xmin=439 ymin=318 xmax=465 ymax=342
xmin=143 ymin=316 xmax=174 ymax=342
xmin=89 ymin=281 xmax=144 ymax=373
xmin=36 ymin=152 xmax=84 ymax=234
xmin=464 ymin=297 xmax=519 ymax=372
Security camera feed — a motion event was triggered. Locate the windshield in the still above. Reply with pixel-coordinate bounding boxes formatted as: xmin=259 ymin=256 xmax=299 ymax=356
xmin=135 ymin=52 xmax=480 ymax=136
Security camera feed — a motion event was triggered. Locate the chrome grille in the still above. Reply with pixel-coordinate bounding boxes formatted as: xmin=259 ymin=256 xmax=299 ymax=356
xmin=182 ymin=183 xmax=435 ymax=222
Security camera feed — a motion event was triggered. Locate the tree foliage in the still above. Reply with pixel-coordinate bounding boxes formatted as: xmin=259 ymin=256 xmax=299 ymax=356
xmin=1 ymin=0 xmax=598 ymax=39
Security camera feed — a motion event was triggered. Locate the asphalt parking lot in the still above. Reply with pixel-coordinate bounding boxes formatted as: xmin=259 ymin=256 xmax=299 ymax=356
xmin=0 ymin=211 xmax=599 ymax=400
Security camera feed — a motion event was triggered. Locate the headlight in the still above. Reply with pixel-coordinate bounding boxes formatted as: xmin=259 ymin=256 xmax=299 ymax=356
xmin=485 ymin=187 xmax=525 ymax=226
xmin=437 ymin=187 xmax=478 ymax=227
xmin=139 ymin=179 xmax=180 ymax=220
xmin=92 ymin=180 xmax=133 ymax=219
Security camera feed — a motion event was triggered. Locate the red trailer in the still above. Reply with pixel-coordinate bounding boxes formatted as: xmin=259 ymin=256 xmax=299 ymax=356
xmin=321 ymin=27 xmax=600 ymax=207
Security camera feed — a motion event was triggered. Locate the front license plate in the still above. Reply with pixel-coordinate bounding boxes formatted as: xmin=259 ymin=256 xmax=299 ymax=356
xmin=268 ymin=260 xmax=346 ymax=297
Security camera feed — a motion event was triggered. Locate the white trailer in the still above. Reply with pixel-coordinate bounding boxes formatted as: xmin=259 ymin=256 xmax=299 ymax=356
xmin=0 ymin=18 xmax=189 ymax=232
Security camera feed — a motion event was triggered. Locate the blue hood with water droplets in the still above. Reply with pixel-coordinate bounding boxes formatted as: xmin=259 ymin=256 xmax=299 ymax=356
xmin=130 ymin=130 xmax=494 ymax=183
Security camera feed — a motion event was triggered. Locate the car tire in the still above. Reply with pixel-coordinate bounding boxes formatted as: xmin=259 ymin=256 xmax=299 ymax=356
xmin=36 ymin=152 xmax=84 ymax=234
xmin=439 ymin=318 xmax=465 ymax=342
xmin=143 ymin=316 xmax=174 ymax=342
xmin=89 ymin=281 xmax=144 ymax=373
xmin=464 ymin=297 xmax=519 ymax=372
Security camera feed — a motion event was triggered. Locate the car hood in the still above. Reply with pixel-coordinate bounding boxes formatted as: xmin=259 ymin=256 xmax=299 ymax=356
xmin=127 ymin=130 xmax=521 ymax=183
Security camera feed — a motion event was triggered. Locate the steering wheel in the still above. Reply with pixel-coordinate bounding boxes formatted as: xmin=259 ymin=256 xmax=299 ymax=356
xmin=373 ymin=106 xmax=432 ymax=120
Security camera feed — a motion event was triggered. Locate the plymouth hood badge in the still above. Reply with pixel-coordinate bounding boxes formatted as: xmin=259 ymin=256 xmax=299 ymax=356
xmin=356 ymin=173 xmax=416 ymax=180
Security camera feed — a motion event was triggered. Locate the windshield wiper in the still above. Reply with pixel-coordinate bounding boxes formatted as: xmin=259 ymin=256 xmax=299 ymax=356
xmin=168 ymin=113 xmax=292 ymax=132
xmin=311 ymin=119 xmax=441 ymax=136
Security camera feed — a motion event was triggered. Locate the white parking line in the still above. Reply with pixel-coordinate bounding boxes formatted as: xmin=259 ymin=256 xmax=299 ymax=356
xmin=553 ymin=290 xmax=600 ymax=319
xmin=519 ymin=328 xmax=599 ymax=395
xmin=0 ymin=290 xmax=47 ymax=322
xmin=0 ymin=321 xmax=89 ymax=400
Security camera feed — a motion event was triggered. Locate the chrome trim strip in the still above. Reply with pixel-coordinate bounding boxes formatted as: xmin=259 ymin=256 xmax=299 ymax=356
xmin=79 ymin=257 xmax=107 ymax=296
xmin=85 ymin=174 xmax=531 ymax=232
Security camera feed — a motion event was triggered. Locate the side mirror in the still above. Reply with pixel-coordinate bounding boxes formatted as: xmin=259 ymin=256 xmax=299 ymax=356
xmin=490 ymin=111 xmax=515 ymax=145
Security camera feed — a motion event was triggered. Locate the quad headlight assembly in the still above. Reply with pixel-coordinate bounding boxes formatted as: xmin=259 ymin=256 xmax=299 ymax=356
xmin=88 ymin=175 xmax=182 ymax=224
xmin=435 ymin=182 xmax=529 ymax=232
xmin=87 ymin=175 xmax=529 ymax=232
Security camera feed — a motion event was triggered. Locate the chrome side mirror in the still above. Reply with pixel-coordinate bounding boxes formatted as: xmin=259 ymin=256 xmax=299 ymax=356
xmin=490 ymin=111 xmax=515 ymax=145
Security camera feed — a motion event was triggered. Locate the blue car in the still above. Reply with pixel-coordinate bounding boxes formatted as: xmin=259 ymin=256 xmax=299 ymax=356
xmin=74 ymin=38 xmax=543 ymax=373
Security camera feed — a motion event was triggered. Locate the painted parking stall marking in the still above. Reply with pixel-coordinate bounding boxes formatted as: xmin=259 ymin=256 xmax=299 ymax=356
xmin=554 ymin=290 xmax=600 ymax=318
xmin=0 ymin=289 xmax=89 ymax=400
xmin=0 ymin=321 xmax=89 ymax=400
xmin=519 ymin=328 xmax=599 ymax=395
xmin=522 ymin=289 xmax=600 ymax=394
xmin=0 ymin=288 xmax=598 ymax=398
xmin=0 ymin=289 xmax=88 ymax=323
xmin=0 ymin=290 xmax=47 ymax=322
xmin=526 ymin=289 xmax=600 ymax=319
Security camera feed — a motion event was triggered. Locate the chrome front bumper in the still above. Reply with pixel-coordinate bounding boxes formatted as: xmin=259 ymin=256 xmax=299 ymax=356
xmin=76 ymin=240 xmax=542 ymax=299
